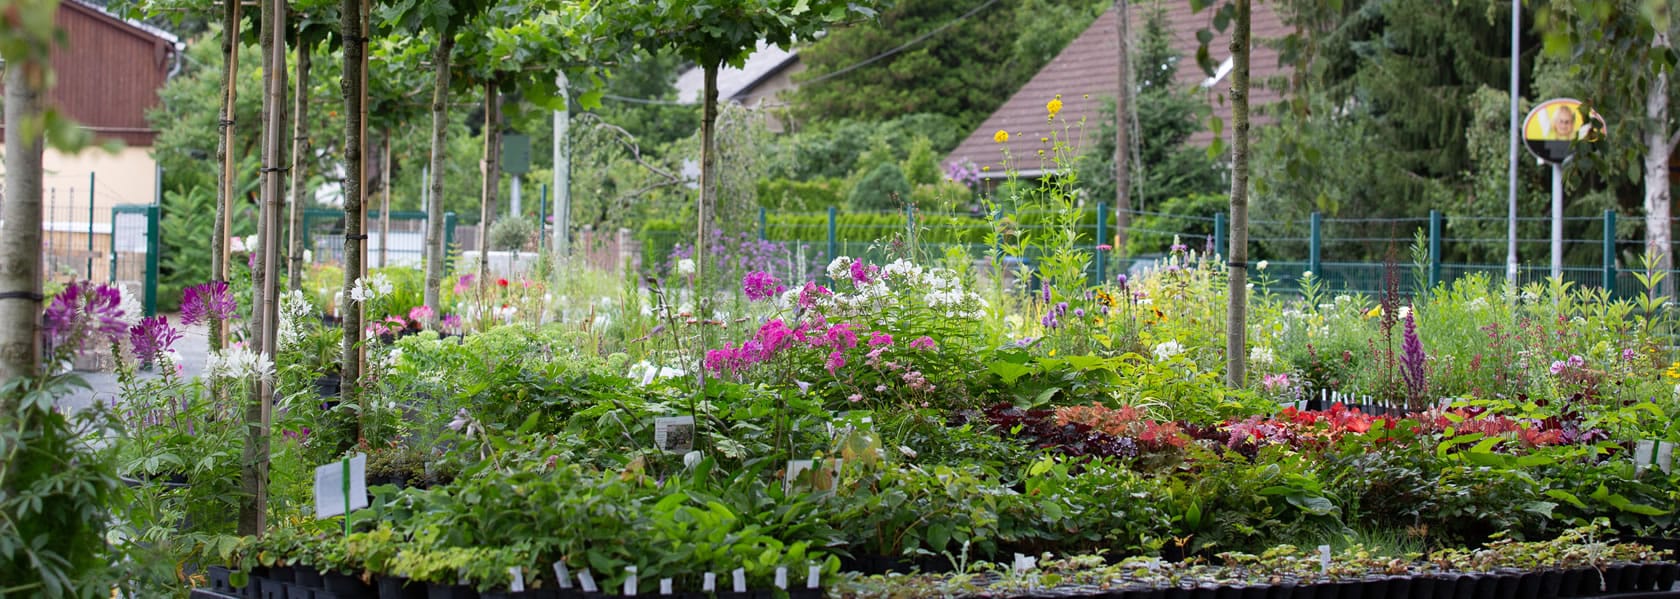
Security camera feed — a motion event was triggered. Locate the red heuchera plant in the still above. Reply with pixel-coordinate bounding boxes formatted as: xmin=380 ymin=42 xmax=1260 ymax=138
xmin=1054 ymin=404 xmax=1186 ymax=451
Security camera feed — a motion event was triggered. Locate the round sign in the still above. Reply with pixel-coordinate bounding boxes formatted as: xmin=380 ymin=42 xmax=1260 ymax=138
xmin=1523 ymin=98 xmax=1604 ymax=163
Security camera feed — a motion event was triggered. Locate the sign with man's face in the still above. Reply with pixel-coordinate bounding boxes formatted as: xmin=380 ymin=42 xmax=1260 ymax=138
xmin=1523 ymin=98 xmax=1605 ymax=163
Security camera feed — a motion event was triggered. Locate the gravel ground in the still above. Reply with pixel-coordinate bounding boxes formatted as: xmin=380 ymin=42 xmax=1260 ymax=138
xmin=56 ymin=318 xmax=211 ymax=412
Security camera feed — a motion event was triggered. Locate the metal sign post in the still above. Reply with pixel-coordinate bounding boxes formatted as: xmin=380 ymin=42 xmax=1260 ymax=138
xmin=1522 ymin=98 xmax=1605 ymax=280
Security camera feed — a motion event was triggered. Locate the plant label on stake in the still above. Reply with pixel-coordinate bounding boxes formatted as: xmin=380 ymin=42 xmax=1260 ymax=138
xmin=703 ymin=573 xmax=716 ymax=593
xmin=553 ymin=562 xmax=573 ymax=589
xmin=807 ymin=565 xmax=821 ymax=589
xmin=732 ymin=568 xmax=747 ymax=593
xmin=654 ymin=416 xmax=695 ymax=454
xmin=1636 ymin=440 xmax=1656 ymax=466
xmin=578 ymin=569 xmax=598 ymax=593
xmin=1318 ymin=545 xmax=1332 ymax=574
xmin=313 ymin=453 xmax=368 ymax=524
xmin=1658 ymin=441 xmax=1674 ymax=474
xmin=510 ymin=567 xmax=525 ymax=592
xmin=774 ymin=567 xmax=787 ymax=590
xmin=624 ymin=566 xmax=638 ymax=596
xmin=660 ymin=578 xmax=673 ymax=595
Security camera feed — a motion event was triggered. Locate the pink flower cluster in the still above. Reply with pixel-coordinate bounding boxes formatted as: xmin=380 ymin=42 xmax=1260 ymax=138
xmin=703 ymin=318 xmax=924 ymax=379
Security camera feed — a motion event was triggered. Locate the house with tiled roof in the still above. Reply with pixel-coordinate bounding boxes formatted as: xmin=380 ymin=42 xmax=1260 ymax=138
xmin=945 ymin=0 xmax=1291 ymax=178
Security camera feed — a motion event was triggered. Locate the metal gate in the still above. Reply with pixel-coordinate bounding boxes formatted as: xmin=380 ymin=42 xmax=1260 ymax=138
xmin=108 ymin=204 xmax=158 ymax=317
xmin=302 ymin=208 xmax=457 ymax=268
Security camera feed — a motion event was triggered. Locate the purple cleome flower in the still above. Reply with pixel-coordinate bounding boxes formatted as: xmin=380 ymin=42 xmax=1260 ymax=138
xmin=181 ymin=281 xmax=237 ymax=326
xmin=129 ymin=316 xmax=182 ymax=364
xmin=43 ymin=281 xmax=127 ymax=349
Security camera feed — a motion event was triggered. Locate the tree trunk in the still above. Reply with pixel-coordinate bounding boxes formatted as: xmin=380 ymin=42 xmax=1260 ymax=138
xmin=213 ymin=0 xmax=242 ymax=351
xmin=1113 ymin=0 xmax=1132 ymax=261
xmin=698 ymin=64 xmax=719 ymax=297
xmin=240 ymin=0 xmax=287 ymax=539
xmin=477 ymin=79 xmax=501 ymax=283
xmin=0 ymin=60 xmax=46 ymax=388
xmin=423 ymin=32 xmax=455 ymax=328
xmin=1645 ymin=30 xmax=1673 ymax=300
xmin=1224 ymin=0 xmax=1251 ymax=388
xmin=340 ymin=0 xmax=366 ymax=437
xmin=288 ymin=38 xmax=310 ymax=293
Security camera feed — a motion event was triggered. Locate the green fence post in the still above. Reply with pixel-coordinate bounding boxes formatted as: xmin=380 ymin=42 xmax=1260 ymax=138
xmin=87 ymin=172 xmax=95 ymax=280
xmin=758 ymin=207 xmax=767 ymax=241
xmin=1429 ymin=210 xmax=1443 ymax=290
xmin=1095 ymin=202 xmax=1108 ymax=286
xmin=1214 ymin=212 xmax=1226 ymax=259
xmin=445 ymin=212 xmax=458 ymax=276
xmin=144 ymin=205 xmax=159 ymax=316
xmin=826 ymin=206 xmax=838 ymax=281
xmin=1309 ymin=212 xmax=1323 ymax=278
xmin=1603 ymin=209 xmax=1617 ymax=298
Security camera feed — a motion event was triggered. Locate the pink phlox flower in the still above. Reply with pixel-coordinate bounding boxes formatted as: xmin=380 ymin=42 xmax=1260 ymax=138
xmin=409 ymin=305 xmax=434 ymax=324
xmin=824 ymin=323 xmax=859 ymax=351
xmin=909 ymin=336 xmax=937 ymax=351
xmin=797 ymin=281 xmax=831 ymax=310
xmin=868 ymin=331 xmax=893 ymax=347
xmin=825 ymin=351 xmax=846 ymax=374
xmin=850 ymin=260 xmax=879 ymax=285
xmin=741 ymin=271 xmax=785 ymax=302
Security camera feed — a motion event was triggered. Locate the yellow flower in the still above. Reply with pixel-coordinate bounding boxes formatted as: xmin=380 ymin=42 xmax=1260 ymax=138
xmin=1047 ymin=96 xmax=1063 ymax=118
xmin=1040 ymin=137 xmax=1049 ymax=143
xmin=1037 ymin=149 xmax=1045 ymax=156
xmin=994 ymin=130 xmax=1010 ymax=143
xmin=982 ymin=165 xmax=991 ymax=172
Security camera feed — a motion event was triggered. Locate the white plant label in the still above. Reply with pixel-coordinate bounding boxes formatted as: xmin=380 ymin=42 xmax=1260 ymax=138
xmin=703 ymin=573 xmax=717 ymax=592
xmin=807 ymin=565 xmax=821 ymax=589
xmin=1637 ymin=440 xmax=1656 ymax=465
xmin=1318 ymin=545 xmax=1332 ymax=573
xmin=660 ymin=578 xmax=674 ymax=595
xmin=1659 ymin=441 xmax=1675 ymax=474
xmin=733 ymin=568 xmax=747 ymax=593
xmin=312 ymin=453 xmax=368 ymax=519
xmin=1012 ymin=553 xmax=1036 ymax=574
xmin=553 ymin=562 xmax=573 ymax=589
xmin=624 ymin=566 xmax=638 ymax=596
xmin=578 ymin=569 xmax=598 ymax=593
xmin=654 ymin=416 xmax=696 ymax=454
xmin=774 ymin=567 xmax=788 ymax=590
xmin=509 ymin=567 xmax=525 ymax=592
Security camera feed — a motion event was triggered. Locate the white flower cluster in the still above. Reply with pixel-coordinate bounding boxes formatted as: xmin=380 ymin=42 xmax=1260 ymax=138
xmin=206 ymin=347 xmax=275 ymax=384
xmin=1152 ymin=340 xmax=1185 ymax=361
xmin=826 ymin=256 xmax=855 ymax=282
xmin=677 ymin=258 xmax=696 ymax=276
xmin=116 ymin=284 xmax=142 ymax=325
xmin=628 ymin=361 xmax=686 ymax=386
xmin=277 ymin=290 xmax=313 ymax=351
xmin=349 ymin=273 xmax=393 ymax=303
xmin=1250 ymin=346 xmax=1276 ymax=367
xmin=921 ymin=269 xmax=986 ymax=319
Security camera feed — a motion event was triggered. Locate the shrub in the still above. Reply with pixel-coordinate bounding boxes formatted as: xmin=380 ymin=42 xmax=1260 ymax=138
xmin=847 ymin=162 xmax=912 ymax=211
xmin=489 ymin=217 xmax=534 ymax=251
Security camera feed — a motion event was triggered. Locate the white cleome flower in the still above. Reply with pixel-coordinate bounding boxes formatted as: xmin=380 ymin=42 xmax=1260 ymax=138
xmin=1250 ymin=346 xmax=1276 ymax=367
xmin=676 ymin=258 xmax=696 ymax=276
xmin=1152 ymin=340 xmax=1185 ymax=361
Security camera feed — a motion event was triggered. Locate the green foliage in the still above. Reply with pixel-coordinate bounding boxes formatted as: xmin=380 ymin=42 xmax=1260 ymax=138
xmin=757 ymin=177 xmax=846 ymax=211
xmin=1125 ymin=193 xmax=1226 ymax=256
xmin=791 ymin=0 xmax=1105 ymax=131
xmin=847 ymin=162 xmax=912 ymax=211
xmin=488 ymin=217 xmax=535 ymax=251
xmin=0 ymin=375 xmax=122 ymax=598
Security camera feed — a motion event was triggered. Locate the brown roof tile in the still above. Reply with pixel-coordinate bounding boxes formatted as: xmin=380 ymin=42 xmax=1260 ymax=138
xmin=945 ymin=0 xmax=1291 ymax=174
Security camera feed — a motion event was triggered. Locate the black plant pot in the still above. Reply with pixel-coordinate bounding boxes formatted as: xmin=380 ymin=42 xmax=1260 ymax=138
xmin=285 ymin=582 xmax=316 ymax=599
xmin=1361 ymin=577 xmax=1389 ymax=599
xmin=1163 ymin=586 xmax=1193 ymax=599
xmin=480 ymin=592 xmax=541 ymax=599
xmin=426 ymin=583 xmax=479 ymax=599
xmin=314 ymin=375 xmax=342 ymax=399
xmin=209 ymin=566 xmax=245 ymax=596
xmin=786 ymin=589 xmax=823 ymax=599
xmin=270 ymin=567 xmax=299 ymax=584
xmin=297 ymin=569 xmax=326 ymax=590
xmin=1332 ymin=580 xmax=1362 ymax=599
xmin=1657 ymin=563 xmax=1680 ymax=591
xmin=377 ymin=577 xmax=429 ymax=599
xmin=1492 ymin=573 xmax=1520 ymax=599
xmin=1575 ymin=568 xmax=1603 ymax=597
xmin=1558 ymin=569 xmax=1583 ymax=598
xmin=323 ymin=572 xmax=374 ymax=599
xmin=1213 ymin=585 xmax=1244 ymax=599
xmin=258 ymin=578 xmax=289 ymax=599
xmin=1611 ymin=564 xmax=1638 ymax=593
xmin=1471 ymin=574 xmax=1498 ymax=599
xmin=1384 ymin=576 xmax=1411 ymax=599
xmin=1537 ymin=570 xmax=1562 ymax=599
xmin=1409 ymin=576 xmax=1440 ymax=599
xmin=1239 ymin=584 xmax=1270 ymax=599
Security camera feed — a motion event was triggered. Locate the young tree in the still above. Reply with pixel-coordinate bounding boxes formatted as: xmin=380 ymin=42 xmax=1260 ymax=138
xmin=1537 ymin=0 xmax=1676 ymax=295
xmin=340 ymin=0 xmax=368 ymax=433
xmin=607 ymin=0 xmax=887 ymax=303
xmin=1190 ymin=0 xmax=1251 ymax=387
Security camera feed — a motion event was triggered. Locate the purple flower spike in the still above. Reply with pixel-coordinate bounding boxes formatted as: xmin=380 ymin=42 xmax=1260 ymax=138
xmin=129 ymin=316 xmax=182 ymax=363
xmin=181 ymin=281 xmax=237 ymax=326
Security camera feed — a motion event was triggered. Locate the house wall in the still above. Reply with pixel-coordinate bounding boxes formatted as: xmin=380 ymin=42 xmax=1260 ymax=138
xmin=736 ymin=60 xmax=807 ymax=133
xmin=1 ymin=145 xmax=158 ymax=226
